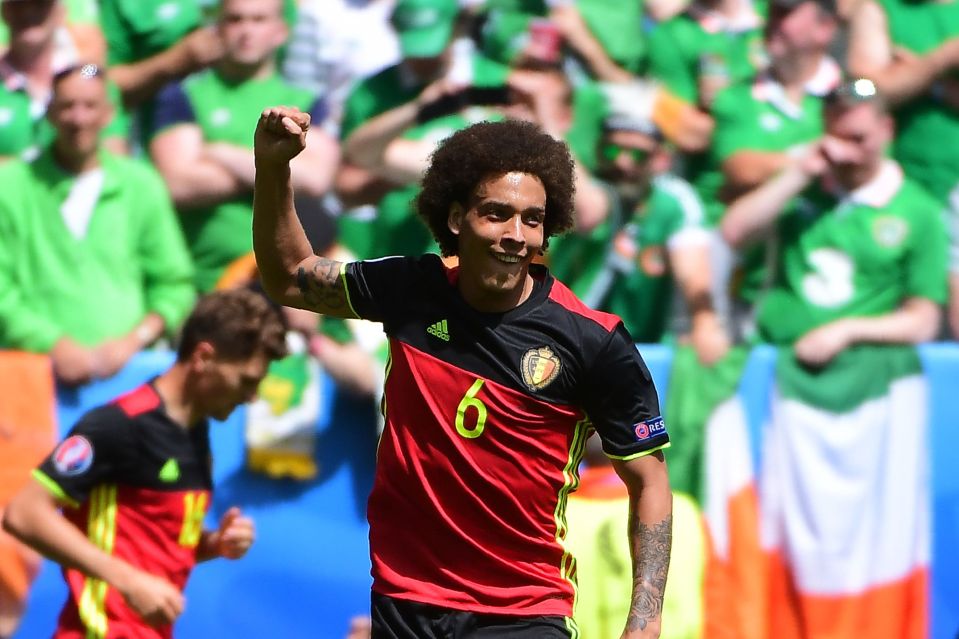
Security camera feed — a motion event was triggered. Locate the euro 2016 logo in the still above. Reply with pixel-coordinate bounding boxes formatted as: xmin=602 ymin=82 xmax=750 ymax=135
xmin=634 ymin=416 xmax=666 ymax=441
xmin=52 ymin=435 xmax=94 ymax=476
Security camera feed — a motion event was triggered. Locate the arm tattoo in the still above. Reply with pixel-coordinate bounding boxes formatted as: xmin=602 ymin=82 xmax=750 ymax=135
xmin=626 ymin=514 xmax=672 ymax=632
xmin=295 ymin=258 xmax=347 ymax=312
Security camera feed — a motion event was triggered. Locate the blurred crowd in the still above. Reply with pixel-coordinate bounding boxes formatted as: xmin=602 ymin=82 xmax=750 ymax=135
xmin=0 ymin=0 xmax=957 ymax=636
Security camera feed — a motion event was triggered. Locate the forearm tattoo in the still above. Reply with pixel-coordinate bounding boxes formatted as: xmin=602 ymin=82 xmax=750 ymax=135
xmin=295 ymin=257 xmax=347 ymax=311
xmin=626 ymin=514 xmax=672 ymax=632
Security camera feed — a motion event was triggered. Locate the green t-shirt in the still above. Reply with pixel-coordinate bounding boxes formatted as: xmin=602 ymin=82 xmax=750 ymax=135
xmin=0 ymin=149 xmax=195 ymax=351
xmin=153 ymin=70 xmax=319 ymax=292
xmin=646 ymin=5 xmax=766 ymax=107
xmin=758 ymin=163 xmax=948 ymax=345
xmin=877 ymin=0 xmax=959 ymax=203
xmin=576 ymin=0 xmax=645 ymax=73
xmin=0 ymin=74 xmax=129 ymax=161
xmin=339 ymin=54 xmax=510 ymax=141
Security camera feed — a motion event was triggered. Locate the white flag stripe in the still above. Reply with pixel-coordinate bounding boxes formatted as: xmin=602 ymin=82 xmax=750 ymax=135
xmin=704 ymin=396 xmax=755 ymax=560
xmin=761 ymin=374 xmax=930 ymax=594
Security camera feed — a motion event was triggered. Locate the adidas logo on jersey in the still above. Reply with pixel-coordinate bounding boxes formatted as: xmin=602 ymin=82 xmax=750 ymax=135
xmin=159 ymin=458 xmax=180 ymax=483
xmin=427 ymin=319 xmax=450 ymax=342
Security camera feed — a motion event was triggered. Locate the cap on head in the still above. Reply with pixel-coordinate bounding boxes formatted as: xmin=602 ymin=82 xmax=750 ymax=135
xmin=600 ymin=82 xmax=662 ymax=138
xmin=391 ymin=0 xmax=459 ymax=59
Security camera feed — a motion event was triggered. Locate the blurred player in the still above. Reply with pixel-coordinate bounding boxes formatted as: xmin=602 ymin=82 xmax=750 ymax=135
xmin=2 ymin=288 xmax=287 ymax=638
xmin=252 ymin=108 xmax=673 ymax=638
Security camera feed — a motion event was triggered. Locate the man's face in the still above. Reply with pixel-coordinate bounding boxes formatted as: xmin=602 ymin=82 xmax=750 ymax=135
xmin=47 ymin=72 xmax=111 ymax=158
xmin=2 ymin=0 xmax=61 ymax=51
xmin=765 ymin=1 xmax=834 ymax=61
xmin=448 ymin=172 xmax=546 ymax=310
xmin=218 ymin=0 xmax=287 ymax=67
xmin=195 ymin=348 xmax=271 ymax=422
xmin=597 ymin=129 xmax=661 ymax=202
xmin=824 ymin=101 xmax=892 ymax=187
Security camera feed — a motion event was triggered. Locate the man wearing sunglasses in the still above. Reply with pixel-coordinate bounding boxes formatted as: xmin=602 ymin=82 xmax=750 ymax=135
xmin=548 ymin=112 xmax=726 ymax=366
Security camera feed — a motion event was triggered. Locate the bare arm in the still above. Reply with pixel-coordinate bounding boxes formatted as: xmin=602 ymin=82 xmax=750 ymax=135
xmin=109 ymin=28 xmax=225 ymax=109
xmin=721 ymin=150 xmax=790 ymax=198
xmin=721 ymin=161 xmax=814 ymax=249
xmin=252 ymin=107 xmax=355 ymax=317
xmin=612 ymin=451 xmax=672 ymax=638
xmin=670 ymin=238 xmax=730 ymax=365
xmin=150 ymin=124 xmax=245 ymax=208
xmin=334 ymin=162 xmax=402 ymax=208
xmin=204 ymin=127 xmax=340 ymax=198
xmin=847 ymin=0 xmax=959 ymax=106
xmin=550 ymin=5 xmax=634 ymax=82
xmin=794 ymin=297 xmax=941 ymax=366
xmin=2 ymin=479 xmax=184 ymax=626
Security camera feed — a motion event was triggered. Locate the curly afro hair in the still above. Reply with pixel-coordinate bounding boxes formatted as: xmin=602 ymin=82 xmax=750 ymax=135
xmin=416 ymin=119 xmax=576 ymax=257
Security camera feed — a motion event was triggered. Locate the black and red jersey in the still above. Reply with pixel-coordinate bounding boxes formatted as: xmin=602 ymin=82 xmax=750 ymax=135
xmin=344 ymin=254 xmax=668 ymax=618
xmin=35 ymin=383 xmax=212 ymax=639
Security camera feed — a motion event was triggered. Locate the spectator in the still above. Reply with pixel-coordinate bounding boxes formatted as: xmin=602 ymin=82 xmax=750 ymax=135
xmin=548 ymin=111 xmax=728 ymax=365
xmin=336 ymin=0 xmax=513 ymax=256
xmin=0 ymin=0 xmax=104 ymax=63
xmin=847 ymin=0 xmax=959 ymax=204
xmin=723 ymin=80 xmax=946 ymax=639
xmin=708 ymin=0 xmax=840 ymax=332
xmin=0 ymin=64 xmax=194 ymax=387
xmin=2 ymin=288 xmax=287 ymax=637
xmin=282 ymin=0 xmax=400 ymax=130
xmin=647 ymin=0 xmax=766 ymax=115
xmin=149 ymin=0 xmax=339 ymax=293
xmin=0 ymin=0 xmax=127 ymax=161
xmin=100 ymin=0 xmax=224 ymax=140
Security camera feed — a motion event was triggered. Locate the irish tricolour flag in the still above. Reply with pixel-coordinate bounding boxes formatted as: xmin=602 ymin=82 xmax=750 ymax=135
xmin=760 ymin=344 xmax=929 ymax=639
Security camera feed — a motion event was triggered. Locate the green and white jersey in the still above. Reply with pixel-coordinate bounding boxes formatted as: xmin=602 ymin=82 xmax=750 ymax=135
xmin=758 ymin=161 xmax=948 ymax=345
xmin=548 ymin=174 xmax=707 ymax=342
xmin=339 ymin=52 xmax=509 ymax=141
xmin=876 ymin=0 xmax=959 ymax=203
xmin=152 ymin=70 xmax=323 ymax=292
xmin=646 ymin=2 xmax=766 ymax=107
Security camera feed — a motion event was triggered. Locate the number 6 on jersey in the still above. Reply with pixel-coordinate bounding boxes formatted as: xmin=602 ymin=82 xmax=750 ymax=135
xmin=455 ymin=379 xmax=488 ymax=439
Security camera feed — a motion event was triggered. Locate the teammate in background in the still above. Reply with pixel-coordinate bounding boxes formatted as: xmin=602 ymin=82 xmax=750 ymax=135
xmin=252 ymin=108 xmax=672 ymax=637
xmin=2 ymin=288 xmax=288 ymax=638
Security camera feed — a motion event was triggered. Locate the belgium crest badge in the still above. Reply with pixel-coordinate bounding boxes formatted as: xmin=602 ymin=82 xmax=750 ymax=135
xmin=521 ymin=346 xmax=561 ymax=391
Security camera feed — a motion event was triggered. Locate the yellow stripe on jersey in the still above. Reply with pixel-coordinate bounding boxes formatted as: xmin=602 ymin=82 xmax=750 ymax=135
xmin=339 ymin=262 xmax=360 ymax=319
xmin=553 ymin=418 xmax=592 ymax=613
xmin=80 ymin=484 xmax=117 ymax=639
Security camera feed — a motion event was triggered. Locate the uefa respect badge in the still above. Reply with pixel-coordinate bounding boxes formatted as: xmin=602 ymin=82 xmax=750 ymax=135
xmin=633 ymin=416 xmax=667 ymax=441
